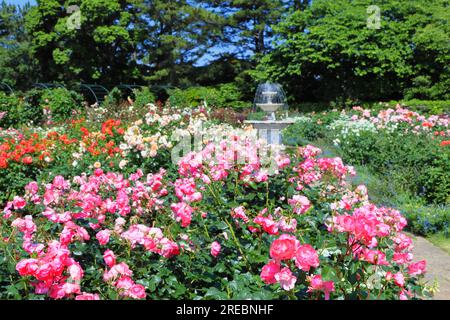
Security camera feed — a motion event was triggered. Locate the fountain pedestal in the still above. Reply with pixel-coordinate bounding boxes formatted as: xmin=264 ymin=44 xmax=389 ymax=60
xmin=244 ymin=120 xmax=295 ymax=145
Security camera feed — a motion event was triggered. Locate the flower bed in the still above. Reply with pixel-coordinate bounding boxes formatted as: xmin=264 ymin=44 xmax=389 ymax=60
xmin=283 ymin=105 xmax=450 ymax=236
xmin=1 ymin=118 xmax=431 ymax=299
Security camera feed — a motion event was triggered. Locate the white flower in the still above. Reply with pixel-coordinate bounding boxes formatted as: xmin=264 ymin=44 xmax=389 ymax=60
xmin=119 ymin=160 xmax=128 ymax=169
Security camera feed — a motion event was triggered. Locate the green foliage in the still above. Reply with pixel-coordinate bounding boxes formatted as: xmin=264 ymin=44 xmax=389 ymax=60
xmin=132 ymin=87 xmax=156 ymax=109
xmin=169 ymin=84 xmax=248 ymax=109
xmin=256 ymin=0 xmax=450 ymax=103
xmin=0 ymin=2 xmax=36 ymax=90
xmin=40 ymin=88 xmax=83 ymax=122
xmin=0 ymin=90 xmax=45 ymax=127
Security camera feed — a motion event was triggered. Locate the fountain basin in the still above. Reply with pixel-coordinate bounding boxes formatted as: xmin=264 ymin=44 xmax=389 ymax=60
xmin=256 ymin=103 xmax=284 ymax=113
xmin=244 ymin=119 xmax=295 ymax=145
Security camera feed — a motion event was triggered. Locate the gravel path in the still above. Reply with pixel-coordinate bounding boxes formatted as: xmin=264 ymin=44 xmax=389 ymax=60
xmin=411 ymin=235 xmax=450 ymax=300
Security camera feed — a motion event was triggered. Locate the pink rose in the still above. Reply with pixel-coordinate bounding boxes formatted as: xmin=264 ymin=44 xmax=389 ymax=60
xmin=288 ymin=195 xmax=311 ymax=214
xmin=274 ymin=267 xmax=297 ymax=291
xmin=25 ymin=181 xmax=39 ymax=195
xmin=128 ymin=284 xmax=146 ymax=299
xmin=307 ymin=275 xmax=335 ymax=300
xmin=260 ymin=260 xmax=281 ymax=285
xmin=96 ymin=230 xmax=111 ymax=246
xmin=12 ymin=196 xmax=26 ymax=210
xmin=35 ymin=263 xmax=54 ymax=282
xmin=76 ymin=293 xmax=101 ymax=300
xmin=393 ymin=272 xmax=405 ymax=287
xmin=62 ymin=282 xmax=81 ymax=295
xmin=210 ymin=241 xmax=221 ymax=257
xmin=115 ymin=276 xmax=134 ymax=290
xmin=408 ymin=260 xmax=426 ymax=276
xmin=159 ymin=238 xmax=180 ymax=258
xmin=16 ymin=259 xmax=39 ymax=276
xmin=295 ymin=244 xmax=320 ymax=271
xmin=103 ymin=249 xmax=116 ymax=268
xmin=68 ymin=263 xmax=84 ymax=281
xmin=269 ymin=235 xmax=298 ymax=261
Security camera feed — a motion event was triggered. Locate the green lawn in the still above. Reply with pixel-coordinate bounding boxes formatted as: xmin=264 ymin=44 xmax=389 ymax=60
xmin=427 ymin=233 xmax=450 ymax=255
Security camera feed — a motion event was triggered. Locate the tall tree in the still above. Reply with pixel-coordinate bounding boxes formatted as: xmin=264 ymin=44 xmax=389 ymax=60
xmin=0 ymin=1 xmax=36 ymax=90
xmin=135 ymin=0 xmax=223 ymax=86
xmin=255 ymin=0 xmax=450 ymax=103
xmin=202 ymin=0 xmax=287 ymax=58
xmin=25 ymin=0 xmax=141 ymax=84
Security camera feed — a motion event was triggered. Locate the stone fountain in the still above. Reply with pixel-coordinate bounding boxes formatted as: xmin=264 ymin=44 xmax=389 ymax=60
xmin=244 ymin=82 xmax=294 ymax=145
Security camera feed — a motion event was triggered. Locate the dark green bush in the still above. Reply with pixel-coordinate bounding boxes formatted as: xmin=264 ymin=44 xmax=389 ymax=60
xmin=0 ymin=90 xmax=46 ymax=127
xmin=168 ymin=84 xmax=248 ymax=109
xmin=39 ymin=88 xmax=83 ymax=122
xmin=133 ymin=87 xmax=156 ymax=109
xmin=0 ymin=92 xmax=24 ymax=128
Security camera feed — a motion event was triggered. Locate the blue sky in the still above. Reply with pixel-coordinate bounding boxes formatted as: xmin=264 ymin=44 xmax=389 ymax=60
xmin=4 ymin=0 xmax=35 ymax=6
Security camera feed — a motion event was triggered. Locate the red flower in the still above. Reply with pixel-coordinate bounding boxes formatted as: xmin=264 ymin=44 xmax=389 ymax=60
xmin=22 ymin=156 xmax=33 ymax=165
xmin=440 ymin=140 xmax=450 ymax=147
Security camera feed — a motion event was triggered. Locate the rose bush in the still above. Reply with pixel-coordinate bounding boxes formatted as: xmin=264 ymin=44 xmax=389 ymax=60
xmin=0 ymin=129 xmax=431 ymax=300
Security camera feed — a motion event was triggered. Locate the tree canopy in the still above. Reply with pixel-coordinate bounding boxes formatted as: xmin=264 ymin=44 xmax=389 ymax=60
xmin=0 ymin=0 xmax=448 ymax=103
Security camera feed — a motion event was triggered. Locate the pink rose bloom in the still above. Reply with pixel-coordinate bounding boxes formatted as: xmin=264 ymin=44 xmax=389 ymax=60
xmin=269 ymin=235 xmax=298 ymax=261
xmin=128 ymin=284 xmax=146 ymax=299
xmin=254 ymin=170 xmax=268 ymax=183
xmin=288 ymin=195 xmax=311 ymax=214
xmin=103 ymin=249 xmax=116 ymax=268
xmin=171 ymin=202 xmax=193 ymax=227
xmin=295 ymin=244 xmax=320 ymax=271
xmin=393 ymin=252 xmax=413 ymax=265
xmin=52 ymin=175 xmax=68 ymax=189
xmin=275 ymin=154 xmax=291 ymax=169
xmin=360 ymin=249 xmax=389 ymax=265
xmin=76 ymin=293 xmax=101 ymax=300
xmin=231 ymin=206 xmax=249 ymax=223
xmin=386 ymin=271 xmax=393 ymax=281
xmin=260 ymin=260 xmax=281 ymax=285
xmin=16 ymin=259 xmax=39 ymax=276
xmin=399 ymin=289 xmax=411 ymax=300
xmin=25 ymin=181 xmax=39 ymax=195
xmin=68 ymin=263 xmax=84 ymax=281
xmin=278 ymin=218 xmax=297 ymax=233
xmin=159 ymin=238 xmax=180 ymax=258
xmin=12 ymin=196 xmax=26 ymax=210
xmin=96 ymin=230 xmax=111 ymax=246
xmin=62 ymin=282 xmax=81 ymax=295
xmin=35 ymin=263 xmax=54 ymax=282
xmin=210 ymin=241 xmax=221 ymax=257
xmin=307 ymin=275 xmax=335 ymax=300
xmin=393 ymin=272 xmax=405 ymax=287
xmin=274 ymin=267 xmax=297 ymax=291
xmin=115 ymin=276 xmax=135 ymax=290
xmin=104 ymin=262 xmax=133 ymax=282
xmin=408 ymin=260 xmax=426 ymax=276
xmin=254 ymin=215 xmax=279 ymax=235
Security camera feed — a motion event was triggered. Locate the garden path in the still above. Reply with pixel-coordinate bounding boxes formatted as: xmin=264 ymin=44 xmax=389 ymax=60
xmin=411 ymin=234 xmax=450 ymax=300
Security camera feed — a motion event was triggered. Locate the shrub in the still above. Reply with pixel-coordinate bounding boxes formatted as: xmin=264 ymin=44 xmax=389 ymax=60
xmin=0 ymin=92 xmax=25 ymax=128
xmin=132 ymin=87 xmax=156 ymax=109
xmin=40 ymin=88 xmax=83 ymax=123
xmin=168 ymin=84 xmax=248 ymax=109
